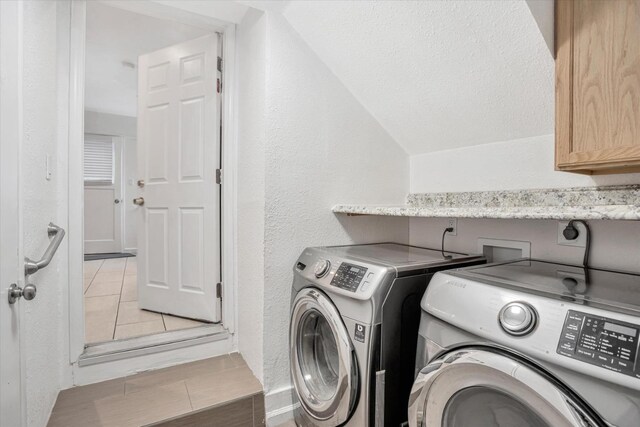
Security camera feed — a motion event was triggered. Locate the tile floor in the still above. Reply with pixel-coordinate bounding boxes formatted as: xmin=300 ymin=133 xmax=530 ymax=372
xmin=48 ymin=353 xmax=265 ymax=427
xmin=84 ymin=257 xmax=209 ymax=344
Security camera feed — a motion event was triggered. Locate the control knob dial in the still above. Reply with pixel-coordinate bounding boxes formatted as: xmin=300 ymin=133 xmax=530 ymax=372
xmin=314 ymin=259 xmax=331 ymax=278
xmin=499 ymin=302 xmax=537 ymax=336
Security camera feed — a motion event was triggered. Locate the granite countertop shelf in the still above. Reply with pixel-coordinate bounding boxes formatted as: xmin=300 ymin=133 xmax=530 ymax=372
xmin=333 ymin=186 xmax=640 ymax=221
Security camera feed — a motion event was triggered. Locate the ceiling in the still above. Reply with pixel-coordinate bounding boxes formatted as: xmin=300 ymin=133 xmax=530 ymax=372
xmin=281 ymin=1 xmax=555 ymax=155
xmin=85 ymin=2 xmax=211 ymax=117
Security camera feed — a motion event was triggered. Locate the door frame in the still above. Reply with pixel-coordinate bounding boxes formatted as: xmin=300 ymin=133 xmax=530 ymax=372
xmin=0 ymin=1 xmax=26 ymax=425
xmin=67 ymin=0 xmax=238 ymax=365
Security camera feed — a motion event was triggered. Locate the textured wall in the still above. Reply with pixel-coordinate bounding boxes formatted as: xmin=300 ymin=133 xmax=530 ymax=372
xmin=22 ymin=2 xmax=68 ymax=425
xmin=410 ymin=134 xmax=640 ymax=193
xmin=261 ymin=13 xmax=410 ymax=398
xmin=282 ymin=0 xmax=554 ymax=155
xmin=236 ymin=8 xmax=267 ymax=383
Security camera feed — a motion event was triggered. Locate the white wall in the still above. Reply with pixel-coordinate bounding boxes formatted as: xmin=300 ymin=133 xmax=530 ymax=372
xmin=84 ymin=111 xmax=138 ymax=253
xmin=22 ymin=2 xmax=70 ymax=425
xmin=260 ymin=12 xmax=410 ymax=404
xmin=84 ymin=110 xmax=136 ymax=136
xmin=410 ymin=134 xmax=640 ymax=193
xmin=236 ymin=8 xmax=267 ymax=383
xmin=410 ymin=218 xmax=640 ymax=275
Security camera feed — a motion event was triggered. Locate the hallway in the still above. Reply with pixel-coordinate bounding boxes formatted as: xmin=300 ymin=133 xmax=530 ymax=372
xmin=84 ymin=257 xmax=209 ymax=344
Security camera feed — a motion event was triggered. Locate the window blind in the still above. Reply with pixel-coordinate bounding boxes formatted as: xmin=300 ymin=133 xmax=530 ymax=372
xmin=84 ymin=138 xmax=114 ymax=184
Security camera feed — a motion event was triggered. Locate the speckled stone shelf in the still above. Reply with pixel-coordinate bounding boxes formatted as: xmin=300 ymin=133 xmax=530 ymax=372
xmin=333 ymin=185 xmax=640 ymax=221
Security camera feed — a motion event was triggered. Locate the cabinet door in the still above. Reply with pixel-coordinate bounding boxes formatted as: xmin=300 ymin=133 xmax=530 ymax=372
xmin=556 ymin=0 xmax=640 ymax=173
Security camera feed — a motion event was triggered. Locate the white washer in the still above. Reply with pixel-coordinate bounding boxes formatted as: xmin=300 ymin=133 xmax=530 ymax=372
xmin=289 ymin=243 xmax=484 ymax=426
xmin=409 ymin=259 xmax=640 ymax=427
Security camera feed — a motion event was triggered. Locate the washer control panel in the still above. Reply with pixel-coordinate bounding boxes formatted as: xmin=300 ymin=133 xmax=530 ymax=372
xmin=330 ymin=262 xmax=368 ymax=292
xmin=557 ymin=310 xmax=640 ymax=378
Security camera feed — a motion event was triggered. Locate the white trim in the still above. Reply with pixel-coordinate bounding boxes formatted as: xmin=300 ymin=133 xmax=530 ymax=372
xmin=72 ymin=334 xmax=234 ymax=385
xmin=221 ymin=23 xmax=238 ymax=337
xmin=68 ymin=0 xmax=87 ymax=363
xmin=266 ymin=403 xmax=298 ymax=426
xmin=265 ymin=385 xmax=297 ymax=426
xmin=0 ymin=1 xmax=26 ymax=425
xmin=67 ymin=0 xmax=239 ymax=377
xmin=79 ymin=325 xmax=228 ymax=366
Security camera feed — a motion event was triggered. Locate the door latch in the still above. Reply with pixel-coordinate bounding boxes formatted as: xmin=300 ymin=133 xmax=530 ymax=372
xmin=8 ymin=283 xmax=37 ymax=304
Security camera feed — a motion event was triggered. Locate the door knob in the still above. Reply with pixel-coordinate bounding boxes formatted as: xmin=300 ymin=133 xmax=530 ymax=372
xmin=8 ymin=283 xmax=37 ymax=304
xmin=133 ymin=197 xmax=145 ymax=206
xmin=137 ymin=179 xmax=145 ymax=188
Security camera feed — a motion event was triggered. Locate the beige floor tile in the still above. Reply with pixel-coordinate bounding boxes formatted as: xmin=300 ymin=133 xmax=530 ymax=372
xmin=117 ymin=301 xmax=162 ymax=325
xmin=124 ymin=258 xmax=137 ymax=276
xmin=185 ymin=366 xmax=263 ymax=410
xmin=85 ymin=295 xmax=119 ymax=343
xmin=83 ymin=275 xmax=93 ymax=293
xmin=84 ymin=259 xmax=103 ymax=274
xmin=100 ymin=258 xmax=127 ymax=271
xmin=85 ymin=280 xmax=123 ymax=297
xmin=120 ymin=277 xmax=137 ymax=302
xmin=52 ymin=378 xmax=125 ymax=412
xmin=163 ymin=314 xmax=208 ymax=331
xmin=85 ymin=294 xmax=120 ymax=318
xmin=93 ymin=270 xmax=125 ymax=284
xmin=49 ymin=355 xmax=261 ymax=427
xmin=125 ymin=355 xmax=240 ymax=395
xmin=94 ymin=381 xmax=191 ymax=427
xmin=114 ymin=319 xmax=166 ymax=340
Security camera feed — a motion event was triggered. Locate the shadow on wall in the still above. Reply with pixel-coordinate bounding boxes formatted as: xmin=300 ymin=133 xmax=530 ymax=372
xmin=334 ymin=215 xmax=410 ymax=245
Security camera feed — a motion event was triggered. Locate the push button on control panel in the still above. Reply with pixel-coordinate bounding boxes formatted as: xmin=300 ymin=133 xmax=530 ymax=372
xmin=330 ymin=262 xmax=367 ymax=292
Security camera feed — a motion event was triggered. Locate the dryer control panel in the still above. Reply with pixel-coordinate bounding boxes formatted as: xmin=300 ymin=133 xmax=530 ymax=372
xmin=557 ymin=310 xmax=640 ymax=379
xmin=330 ymin=262 xmax=368 ymax=292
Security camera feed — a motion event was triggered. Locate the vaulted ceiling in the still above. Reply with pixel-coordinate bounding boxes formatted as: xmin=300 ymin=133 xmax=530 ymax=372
xmin=280 ymin=1 xmax=554 ymax=155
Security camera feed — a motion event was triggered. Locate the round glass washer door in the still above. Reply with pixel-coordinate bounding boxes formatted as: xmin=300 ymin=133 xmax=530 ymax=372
xmin=408 ymin=348 xmax=604 ymax=427
xmin=290 ymin=288 xmax=359 ymax=426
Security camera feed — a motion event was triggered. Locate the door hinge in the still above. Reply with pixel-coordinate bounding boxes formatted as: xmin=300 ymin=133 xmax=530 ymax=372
xmin=217 ymin=56 xmax=222 ymax=72
xmin=216 ymin=282 xmax=222 ymax=299
xmin=216 ymin=168 xmax=222 ymax=184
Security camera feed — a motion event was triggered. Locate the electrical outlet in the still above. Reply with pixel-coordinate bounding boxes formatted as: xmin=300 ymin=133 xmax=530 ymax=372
xmin=447 ymin=218 xmax=457 ymax=236
xmin=557 ymin=221 xmax=586 ymax=247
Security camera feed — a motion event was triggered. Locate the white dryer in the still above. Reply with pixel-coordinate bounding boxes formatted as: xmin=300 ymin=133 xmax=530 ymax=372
xmin=409 ymin=259 xmax=640 ymax=427
xmin=289 ymin=243 xmax=484 ymax=426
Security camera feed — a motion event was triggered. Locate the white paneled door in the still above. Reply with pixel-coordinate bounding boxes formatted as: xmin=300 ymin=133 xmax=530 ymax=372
xmin=84 ymin=134 xmax=123 ymax=254
xmin=136 ymin=34 xmax=220 ymax=322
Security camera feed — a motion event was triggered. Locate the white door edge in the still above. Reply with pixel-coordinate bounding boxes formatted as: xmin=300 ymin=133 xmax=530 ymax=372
xmin=66 ymin=0 xmax=238 ymax=367
xmin=0 ymin=1 xmax=26 ymax=425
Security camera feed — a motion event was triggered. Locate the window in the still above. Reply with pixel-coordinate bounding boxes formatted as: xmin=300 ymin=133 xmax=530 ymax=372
xmin=84 ymin=136 xmax=114 ymax=184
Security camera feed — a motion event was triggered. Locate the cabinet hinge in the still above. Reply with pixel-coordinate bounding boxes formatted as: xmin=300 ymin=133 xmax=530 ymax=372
xmin=217 ymin=56 xmax=222 ymax=72
xmin=216 ymin=168 xmax=222 ymax=184
xmin=216 ymin=282 xmax=222 ymax=299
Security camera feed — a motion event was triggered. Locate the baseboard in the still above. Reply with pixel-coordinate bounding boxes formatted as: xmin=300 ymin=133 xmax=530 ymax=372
xmin=266 ymin=402 xmax=298 ymax=426
xmin=265 ymin=385 xmax=297 ymax=426
xmin=124 ymin=247 xmax=137 ymax=254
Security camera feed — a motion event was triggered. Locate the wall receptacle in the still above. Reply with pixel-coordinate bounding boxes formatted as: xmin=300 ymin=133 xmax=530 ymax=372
xmin=447 ymin=218 xmax=457 ymax=236
xmin=557 ymin=221 xmax=587 ymax=247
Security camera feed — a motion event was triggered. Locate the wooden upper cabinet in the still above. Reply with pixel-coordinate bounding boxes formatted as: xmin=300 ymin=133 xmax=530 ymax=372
xmin=556 ymin=0 xmax=640 ymax=173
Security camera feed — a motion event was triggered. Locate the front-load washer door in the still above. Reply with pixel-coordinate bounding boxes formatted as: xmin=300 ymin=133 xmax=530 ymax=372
xmin=290 ymin=288 xmax=359 ymax=426
xmin=408 ymin=347 xmax=605 ymax=427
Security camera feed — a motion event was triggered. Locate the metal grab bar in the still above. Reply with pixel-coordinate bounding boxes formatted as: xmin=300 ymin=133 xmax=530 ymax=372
xmin=24 ymin=222 xmax=66 ymax=276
